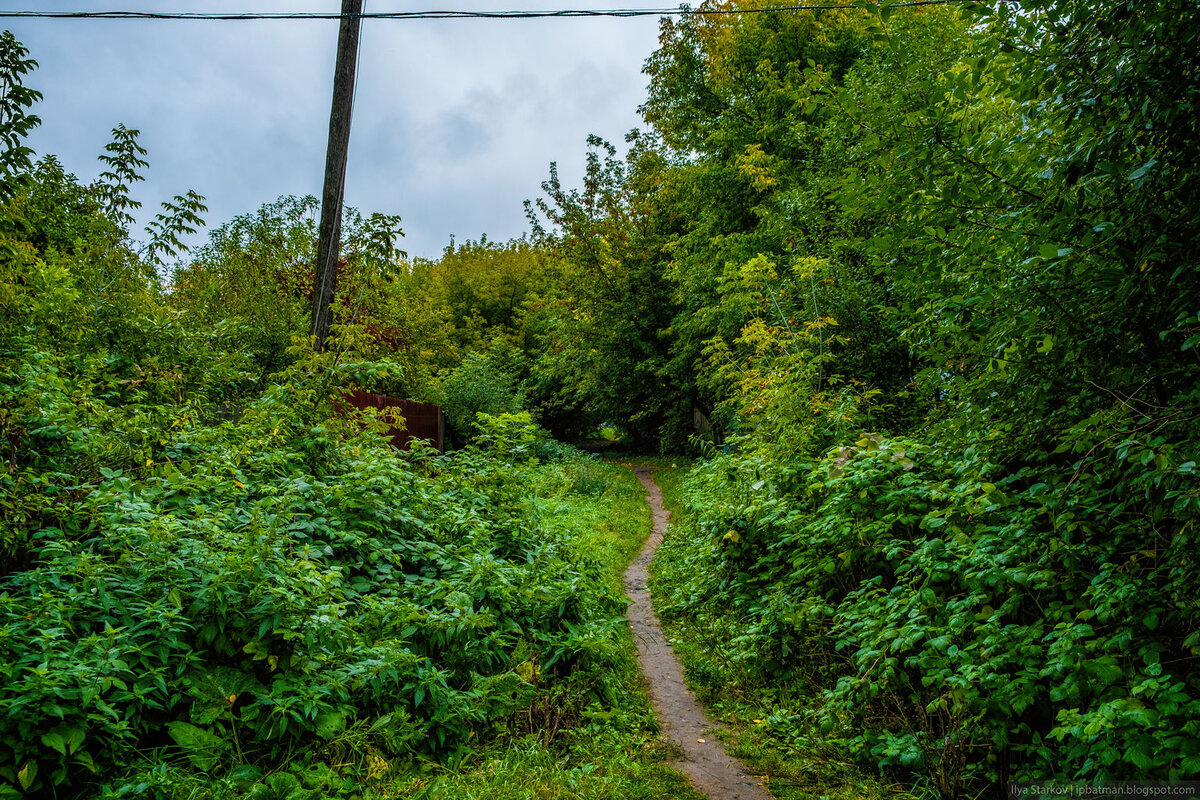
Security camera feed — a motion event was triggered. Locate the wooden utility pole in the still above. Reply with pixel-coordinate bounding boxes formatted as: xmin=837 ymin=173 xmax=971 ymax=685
xmin=310 ymin=0 xmax=363 ymax=352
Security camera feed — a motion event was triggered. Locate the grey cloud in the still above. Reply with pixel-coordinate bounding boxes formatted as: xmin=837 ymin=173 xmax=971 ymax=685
xmin=431 ymin=109 xmax=491 ymax=158
xmin=8 ymin=1 xmax=665 ymax=260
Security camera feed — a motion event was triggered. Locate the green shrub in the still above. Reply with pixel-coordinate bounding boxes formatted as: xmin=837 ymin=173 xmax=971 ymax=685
xmin=0 ymin=361 xmax=632 ymax=794
xmin=435 ymin=353 xmax=524 ymax=445
xmin=656 ymin=434 xmax=1200 ymax=796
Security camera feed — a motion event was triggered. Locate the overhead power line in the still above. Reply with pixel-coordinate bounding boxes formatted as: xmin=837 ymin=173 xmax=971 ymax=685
xmin=0 ymin=2 xmax=955 ymax=21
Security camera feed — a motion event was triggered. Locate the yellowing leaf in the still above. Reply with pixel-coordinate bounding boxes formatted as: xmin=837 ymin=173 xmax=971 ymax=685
xmin=17 ymin=761 xmax=36 ymax=790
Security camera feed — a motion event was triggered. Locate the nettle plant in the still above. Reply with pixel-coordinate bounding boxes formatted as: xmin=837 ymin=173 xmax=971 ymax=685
xmin=1 ymin=356 xmax=629 ymax=794
xmin=662 ymin=423 xmax=1200 ymax=796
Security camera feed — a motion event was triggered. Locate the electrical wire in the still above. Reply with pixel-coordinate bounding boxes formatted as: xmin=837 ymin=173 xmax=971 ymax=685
xmin=0 ymin=2 xmax=957 ymax=21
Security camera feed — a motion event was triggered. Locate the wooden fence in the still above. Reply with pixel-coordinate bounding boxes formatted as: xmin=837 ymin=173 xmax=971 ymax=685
xmin=344 ymin=391 xmax=445 ymax=453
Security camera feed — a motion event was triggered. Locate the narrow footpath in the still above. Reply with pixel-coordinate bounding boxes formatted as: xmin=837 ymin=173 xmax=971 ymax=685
xmin=624 ymin=467 xmax=777 ymax=800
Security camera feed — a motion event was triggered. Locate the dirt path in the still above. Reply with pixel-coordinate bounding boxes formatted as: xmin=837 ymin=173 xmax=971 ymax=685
xmin=624 ymin=467 xmax=776 ymax=800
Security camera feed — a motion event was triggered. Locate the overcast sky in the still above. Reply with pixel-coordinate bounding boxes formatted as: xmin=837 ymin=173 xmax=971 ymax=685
xmin=4 ymin=1 xmax=669 ymax=259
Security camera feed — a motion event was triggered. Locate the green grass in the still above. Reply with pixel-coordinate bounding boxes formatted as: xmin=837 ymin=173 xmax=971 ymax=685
xmin=526 ymin=457 xmax=654 ymax=593
xmin=603 ymin=455 xmax=690 ymax=472
xmin=386 ymin=730 xmax=698 ymax=800
xmin=642 ymin=460 xmax=687 ymax=505
xmin=380 ymin=456 xmax=701 ymax=800
xmin=90 ymin=454 xmax=701 ymax=800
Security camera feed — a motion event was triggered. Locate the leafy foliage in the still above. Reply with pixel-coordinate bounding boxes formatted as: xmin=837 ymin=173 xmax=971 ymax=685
xmin=0 ymin=46 xmax=663 ymax=797
xmin=434 ymin=352 xmax=525 ymax=445
xmin=526 ymin=135 xmax=689 ymax=448
xmin=634 ymin=0 xmax=1200 ymax=796
xmin=0 ymin=30 xmax=41 ymax=197
xmin=6 ymin=0 xmax=1200 ymax=793
xmin=1 ymin=363 xmax=635 ymax=793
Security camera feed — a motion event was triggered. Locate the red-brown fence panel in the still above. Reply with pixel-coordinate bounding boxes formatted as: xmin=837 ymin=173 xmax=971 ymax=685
xmin=344 ymin=391 xmax=445 ymax=452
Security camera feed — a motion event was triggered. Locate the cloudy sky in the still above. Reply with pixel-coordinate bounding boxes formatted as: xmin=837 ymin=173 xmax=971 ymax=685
xmin=4 ymin=1 xmax=670 ymax=259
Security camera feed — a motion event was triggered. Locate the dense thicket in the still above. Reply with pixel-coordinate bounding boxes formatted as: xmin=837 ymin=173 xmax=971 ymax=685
xmin=0 ymin=37 xmax=647 ymax=797
xmin=556 ymin=0 xmax=1200 ymax=796
xmin=5 ymin=0 xmax=1200 ymax=794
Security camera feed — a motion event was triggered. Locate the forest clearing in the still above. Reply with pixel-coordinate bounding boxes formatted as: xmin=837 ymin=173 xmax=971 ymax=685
xmin=2 ymin=0 xmax=1199 ymax=797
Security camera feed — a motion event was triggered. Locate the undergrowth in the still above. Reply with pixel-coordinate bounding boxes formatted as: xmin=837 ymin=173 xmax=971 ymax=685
xmin=652 ymin=432 xmax=1200 ymax=799
xmin=0 ymin=59 xmax=696 ymax=793
xmin=650 ymin=464 xmax=904 ymax=800
xmin=1 ymin=383 xmax=694 ymax=797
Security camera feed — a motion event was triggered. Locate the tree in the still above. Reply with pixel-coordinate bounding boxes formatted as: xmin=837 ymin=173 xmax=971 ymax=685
xmin=0 ymin=29 xmax=41 ymax=198
xmin=527 ymin=135 xmax=688 ymax=448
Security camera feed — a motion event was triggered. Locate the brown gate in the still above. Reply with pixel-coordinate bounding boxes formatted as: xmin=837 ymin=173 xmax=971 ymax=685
xmin=344 ymin=391 xmax=445 ymax=453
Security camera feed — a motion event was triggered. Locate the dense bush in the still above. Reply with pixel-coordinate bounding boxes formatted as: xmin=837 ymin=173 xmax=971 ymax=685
xmin=657 ymin=433 xmax=1200 ymax=795
xmin=434 ymin=352 xmax=526 ymax=445
xmin=0 ymin=171 xmax=630 ymax=795
xmin=0 ymin=339 xmax=638 ymax=795
xmin=636 ymin=0 xmax=1200 ymax=796
xmin=0 ymin=53 xmax=633 ymax=794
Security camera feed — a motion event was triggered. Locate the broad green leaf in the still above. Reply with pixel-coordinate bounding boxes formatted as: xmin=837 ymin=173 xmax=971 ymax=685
xmin=1126 ymin=745 xmax=1155 ymax=770
xmin=315 ymin=711 xmax=347 ymax=739
xmin=166 ymin=721 xmax=229 ymax=771
xmin=1128 ymin=158 xmax=1158 ymax=182
xmin=63 ymin=725 xmax=85 ymax=755
xmin=226 ymin=764 xmax=263 ymax=786
xmin=41 ymin=731 xmax=66 ymax=755
xmin=1082 ymin=657 xmax=1123 ymax=684
xmin=74 ymin=751 xmax=97 ymax=773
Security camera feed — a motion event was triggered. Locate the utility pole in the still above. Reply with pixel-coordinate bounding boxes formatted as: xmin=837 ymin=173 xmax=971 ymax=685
xmin=310 ymin=0 xmax=363 ymax=352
